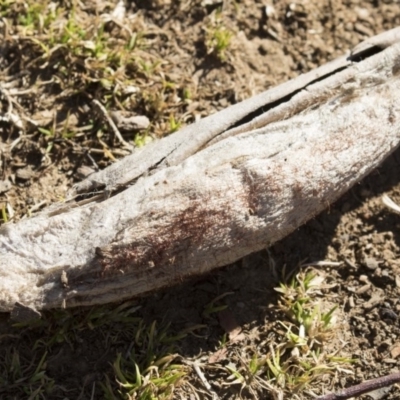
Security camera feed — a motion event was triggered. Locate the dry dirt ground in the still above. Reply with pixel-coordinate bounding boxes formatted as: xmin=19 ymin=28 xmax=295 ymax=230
xmin=1 ymin=1 xmax=400 ymax=399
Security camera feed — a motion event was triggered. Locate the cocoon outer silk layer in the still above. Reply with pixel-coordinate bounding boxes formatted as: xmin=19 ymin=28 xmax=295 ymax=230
xmin=1 ymin=29 xmax=400 ymax=311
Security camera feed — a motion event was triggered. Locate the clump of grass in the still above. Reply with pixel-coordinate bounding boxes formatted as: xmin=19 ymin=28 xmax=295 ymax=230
xmin=0 ymin=348 xmax=55 ymax=398
xmin=216 ymin=270 xmax=354 ymax=399
xmin=206 ymin=25 xmax=233 ymax=61
xmin=102 ymin=320 xmax=188 ymax=399
xmin=266 ymin=270 xmax=354 ymax=395
xmin=8 ymin=301 xmax=190 ymax=399
xmin=275 ymin=271 xmax=337 ymax=345
xmin=0 ymin=1 xmax=193 ymax=166
xmin=204 ymin=11 xmax=234 ymax=61
xmin=13 ymin=301 xmax=142 ymax=348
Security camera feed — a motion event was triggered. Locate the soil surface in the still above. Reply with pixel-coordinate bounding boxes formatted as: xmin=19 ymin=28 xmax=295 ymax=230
xmin=1 ymin=1 xmax=400 ymax=399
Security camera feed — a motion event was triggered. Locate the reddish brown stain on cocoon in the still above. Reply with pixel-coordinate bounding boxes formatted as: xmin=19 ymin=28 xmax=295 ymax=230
xmin=95 ymin=197 xmax=232 ymax=280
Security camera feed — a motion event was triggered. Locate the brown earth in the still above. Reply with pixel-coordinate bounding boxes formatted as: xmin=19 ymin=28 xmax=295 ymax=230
xmin=1 ymin=0 xmax=400 ymax=399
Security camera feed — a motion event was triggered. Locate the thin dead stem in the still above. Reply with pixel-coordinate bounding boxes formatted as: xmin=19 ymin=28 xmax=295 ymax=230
xmin=317 ymin=372 xmax=400 ymax=400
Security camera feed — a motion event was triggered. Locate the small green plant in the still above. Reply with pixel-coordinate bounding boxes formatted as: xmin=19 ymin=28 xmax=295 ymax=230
xmin=15 ymin=301 xmax=142 ymax=348
xmin=218 ymin=333 xmax=228 ymax=348
xmin=259 ymin=270 xmax=355 ymax=394
xmin=168 ymin=114 xmax=181 ymax=133
xmin=134 ymin=132 xmax=153 ymax=148
xmin=17 ymin=2 xmax=57 ymax=33
xmin=224 ymin=350 xmax=272 ymax=397
xmin=202 ymin=292 xmax=232 ymax=318
xmin=206 ymin=24 xmax=233 ymax=61
xmin=0 ymin=349 xmax=55 ymax=398
xmin=1 ymin=203 xmax=8 ymax=223
xmin=275 ymin=271 xmax=338 ymax=345
xmin=182 ymin=87 xmax=191 ymax=101
xmin=266 ymin=346 xmax=286 ymax=387
xmin=8 ymin=300 xmax=192 ymax=399
xmin=102 ymin=320 xmax=188 ymax=399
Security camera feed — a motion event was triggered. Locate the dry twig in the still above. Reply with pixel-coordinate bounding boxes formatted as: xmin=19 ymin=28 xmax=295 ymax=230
xmin=317 ymin=372 xmax=400 ymax=400
xmin=92 ymin=99 xmax=134 ymax=151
